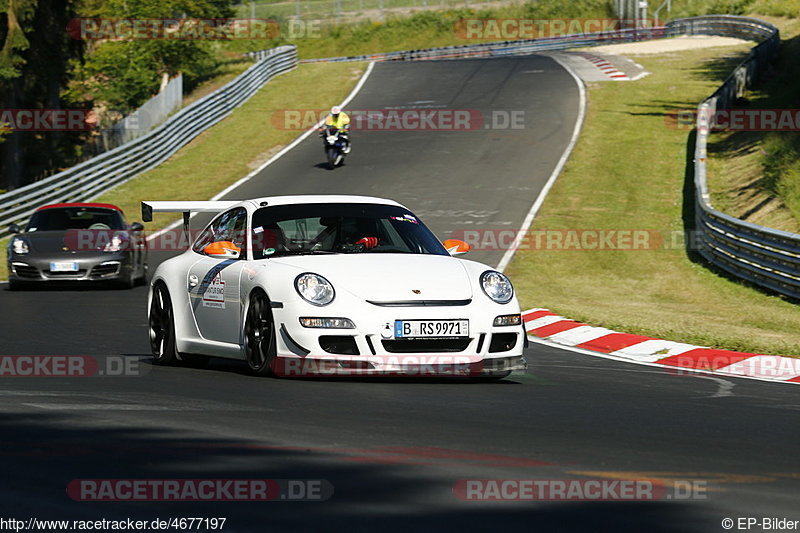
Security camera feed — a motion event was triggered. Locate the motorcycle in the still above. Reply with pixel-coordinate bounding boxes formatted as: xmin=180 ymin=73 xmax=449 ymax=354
xmin=320 ymin=125 xmax=348 ymax=169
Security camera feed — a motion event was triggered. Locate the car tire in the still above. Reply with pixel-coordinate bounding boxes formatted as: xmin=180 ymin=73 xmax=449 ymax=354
xmin=135 ymin=263 xmax=148 ymax=286
xmin=244 ymin=290 xmax=277 ymax=377
xmin=7 ymin=279 xmax=23 ymax=291
xmin=149 ymin=283 xmax=179 ymax=365
xmin=117 ymin=267 xmax=136 ymax=290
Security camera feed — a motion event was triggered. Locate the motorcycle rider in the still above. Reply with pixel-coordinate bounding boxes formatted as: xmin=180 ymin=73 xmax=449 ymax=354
xmin=322 ymin=105 xmax=351 ymax=154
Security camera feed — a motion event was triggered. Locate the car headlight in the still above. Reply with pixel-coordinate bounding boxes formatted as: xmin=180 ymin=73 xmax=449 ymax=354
xmin=295 ymin=273 xmax=335 ymax=306
xmin=300 ymin=317 xmax=355 ymax=329
xmin=480 ymin=270 xmax=514 ymax=304
xmin=493 ymin=314 xmax=522 ymax=326
xmin=11 ymin=238 xmax=29 ymax=255
xmin=103 ymin=234 xmax=125 ymax=252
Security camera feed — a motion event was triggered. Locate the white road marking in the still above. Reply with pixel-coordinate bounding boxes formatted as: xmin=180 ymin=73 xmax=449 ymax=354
xmin=611 ymin=339 xmax=699 ymax=362
xmin=694 ymin=375 xmax=736 ymax=398
xmin=548 ymin=325 xmax=617 ymax=347
xmin=147 ymin=61 xmax=377 ymax=243
xmin=524 ymin=315 xmax=567 ymax=330
xmin=496 ymin=56 xmax=587 ymax=272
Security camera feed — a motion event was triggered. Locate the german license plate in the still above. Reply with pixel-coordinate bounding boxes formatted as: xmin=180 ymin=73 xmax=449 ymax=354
xmin=50 ymin=262 xmax=78 ymax=272
xmin=394 ymin=319 xmax=469 ymax=339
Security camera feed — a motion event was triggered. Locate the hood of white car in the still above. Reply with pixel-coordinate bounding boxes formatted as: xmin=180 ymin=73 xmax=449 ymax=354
xmin=271 ymin=253 xmax=474 ymax=302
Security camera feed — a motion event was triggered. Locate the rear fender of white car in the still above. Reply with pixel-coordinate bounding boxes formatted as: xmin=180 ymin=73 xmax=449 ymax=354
xmin=149 ymin=253 xmax=205 ymax=355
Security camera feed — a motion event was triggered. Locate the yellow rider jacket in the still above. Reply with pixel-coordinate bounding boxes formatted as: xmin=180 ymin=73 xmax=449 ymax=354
xmin=325 ymin=112 xmax=350 ymax=130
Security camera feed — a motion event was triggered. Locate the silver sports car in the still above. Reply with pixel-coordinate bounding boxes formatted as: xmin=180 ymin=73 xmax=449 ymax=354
xmin=6 ymin=202 xmax=148 ymax=290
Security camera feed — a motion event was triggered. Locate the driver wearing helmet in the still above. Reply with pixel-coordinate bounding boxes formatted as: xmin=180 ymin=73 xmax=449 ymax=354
xmin=323 ymin=105 xmax=351 ymax=154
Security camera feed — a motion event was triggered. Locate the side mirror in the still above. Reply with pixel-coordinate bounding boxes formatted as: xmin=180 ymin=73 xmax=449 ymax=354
xmin=8 ymin=223 xmax=20 ymax=234
xmin=443 ymin=239 xmax=470 ymax=256
xmin=129 ymin=222 xmax=144 ymax=232
xmin=203 ymin=241 xmax=241 ymax=260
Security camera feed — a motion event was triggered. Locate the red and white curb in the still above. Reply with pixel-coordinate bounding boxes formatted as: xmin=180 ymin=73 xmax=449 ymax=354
xmin=523 ymin=308 xmax=800 ymax=385
xmin=575 ymin=52 xmax=631 ymax=80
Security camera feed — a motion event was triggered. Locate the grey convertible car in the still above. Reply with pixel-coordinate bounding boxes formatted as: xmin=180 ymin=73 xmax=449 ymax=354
xmin=6 ymin=202 xmax=148 ymax=290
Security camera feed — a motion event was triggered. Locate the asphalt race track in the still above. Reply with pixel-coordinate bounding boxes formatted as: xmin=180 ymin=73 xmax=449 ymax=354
xmin=1 ymin=57 xmax=799 ymax=532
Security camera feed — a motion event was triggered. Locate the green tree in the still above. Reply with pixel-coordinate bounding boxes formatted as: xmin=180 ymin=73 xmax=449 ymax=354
xmin=1 ymin=0 xmax=83 ymax=190
xmin=0 ymin=0 xmax=237 ymax=190
xmin=0 ymin=0 xmax=36 ymax=79
xmin=67 ymin=0 xmax=237 ymax=112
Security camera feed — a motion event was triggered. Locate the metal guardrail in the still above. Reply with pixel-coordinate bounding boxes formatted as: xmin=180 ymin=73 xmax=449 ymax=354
xmin=0 ymin=45 xmax=298 ymax=239
xmin=298 ymin=27 xmax=669 ymax=63
xmin=679 ymin=16 xmax=800 ymax=300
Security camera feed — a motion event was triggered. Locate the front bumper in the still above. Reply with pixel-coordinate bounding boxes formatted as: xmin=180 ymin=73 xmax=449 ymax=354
xmin=270 ymin=302 xmax=527 ymax=377
xmin=8 ymin=253 xmax=132 ymax=283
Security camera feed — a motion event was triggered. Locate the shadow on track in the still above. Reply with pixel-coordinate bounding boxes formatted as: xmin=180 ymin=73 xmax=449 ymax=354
xmin=0 ymin=412 xmax=717 ymax=532
xmin=136 ymin=356 xmax=526 ymax=386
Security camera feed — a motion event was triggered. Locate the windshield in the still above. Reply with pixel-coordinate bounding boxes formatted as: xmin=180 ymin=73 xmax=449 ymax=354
xmin=26 ymin=207 xmax=125 ymax=232
xmin=251 ymin=203 xmax=448 ymax=258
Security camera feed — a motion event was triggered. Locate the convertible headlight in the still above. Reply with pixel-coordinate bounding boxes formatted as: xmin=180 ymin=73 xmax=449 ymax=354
xmin=11 ymin=238 xmax=29 ymax=255
xmin=103 ymin=234 xmax=124 ymax=252
xmin=295 ymin=273 xmax=335 ymax=306
xmin=480 ymin=270 xmax=514 ymax=304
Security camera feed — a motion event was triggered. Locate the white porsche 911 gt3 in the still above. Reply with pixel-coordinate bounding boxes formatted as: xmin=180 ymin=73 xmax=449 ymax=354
xmin=143 ymin=195 xmax=526 ymax=379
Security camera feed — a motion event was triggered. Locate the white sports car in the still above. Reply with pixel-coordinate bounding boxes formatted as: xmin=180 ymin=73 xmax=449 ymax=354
xmin=143 ymin=195 xmax=526 ymax=379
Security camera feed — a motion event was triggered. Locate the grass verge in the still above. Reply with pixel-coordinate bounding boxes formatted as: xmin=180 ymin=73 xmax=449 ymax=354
xmin=505 ymin=41 xmax=800 ymax=356
xmin=1 ymin=61 xmax=366 ymax=282
xmin=181 ymin=55 xmax=255 ymax=108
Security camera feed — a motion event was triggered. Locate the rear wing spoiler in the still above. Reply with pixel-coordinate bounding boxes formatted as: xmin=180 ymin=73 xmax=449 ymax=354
xmin=141 ymin=201 xmax=240 ymax=223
